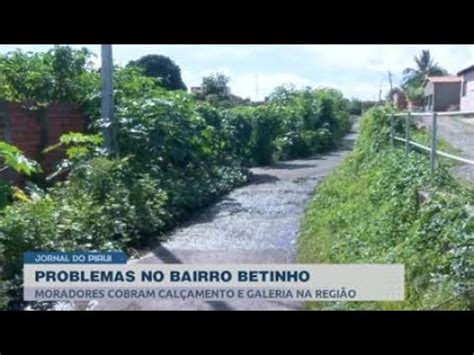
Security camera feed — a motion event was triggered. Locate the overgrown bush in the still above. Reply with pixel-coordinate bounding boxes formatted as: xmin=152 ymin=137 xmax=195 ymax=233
xmin=116 ymin=90 xmax=225 ymax=170
xmin=0 ymin=48 xmax=354 ymax=309
xmin=0 ymin=156 xmax=172 ymax=309
xmin=298 ymin=107 xmax=474 ymax=310
xmin=0 ymin=244 xmax=7 ymax=309
xmin=0 ymin=90 xmax=250 ymax=308
xmin=218 ymin=107 xmax=254 ymax=166
xmin=221 ymin=87 xmax=352 ymax=165
xmin=0 ymin=46 xmax=96 ymax=105
xmin=249 ymin=105 xmax=283 ymax=165
xmin=55 ymin=157 xmax=170 ymax=246
xmin=0 ymin=140 xmax=41 ymax=210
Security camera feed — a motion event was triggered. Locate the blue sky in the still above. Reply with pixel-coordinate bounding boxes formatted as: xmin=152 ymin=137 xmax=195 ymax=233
xmin=1 ymin=45 xmax=473 ymax=100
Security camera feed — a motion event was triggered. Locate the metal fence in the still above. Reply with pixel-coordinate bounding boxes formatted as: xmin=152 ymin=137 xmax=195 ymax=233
xmin=388 ymin=111 xmax=474 ymax=176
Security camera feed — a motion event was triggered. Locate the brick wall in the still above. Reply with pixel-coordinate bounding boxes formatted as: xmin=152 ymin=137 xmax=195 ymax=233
xmin=0 ymin=101 xmax=86 ymax=184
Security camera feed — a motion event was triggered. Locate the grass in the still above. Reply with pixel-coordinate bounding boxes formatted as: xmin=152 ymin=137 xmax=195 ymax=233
xmin=297 ymin=108 xmax=473 ymax=310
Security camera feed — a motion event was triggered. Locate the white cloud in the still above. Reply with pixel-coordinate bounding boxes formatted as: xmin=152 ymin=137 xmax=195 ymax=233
xmin=183 ymin=68 xmax=392 ymax=101
xmin=297 ymin=45 xmax=474 ymax=99
xmin=2 ymin=44 xmax=473 ymax=101
xmin=182 ymin=67 xmax=387 ymax=101
xmin=179 ymin=45 xmax=259 ymax=60
xmin=179 ymin=45 xmax=474 ymax=100
xmin=302 ymin=45 xmax=474 ymax=76
xmin=318 ymin=80 xmax=386 ymax=101
xmin=233 ymin=72 xmax=315 ymax=100
xmin=181 ymin=67 xmax=234 ymax=88
xmin=182 ymin=69 xmax=317 ymax=100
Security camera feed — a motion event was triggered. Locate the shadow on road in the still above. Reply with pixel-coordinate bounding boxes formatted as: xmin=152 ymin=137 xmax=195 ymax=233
xmin=152 ymin=246 xmax=183 ymax=263
xmin=263 ymin=162 xmax=318 ymax=170
xmin=150 ymin=246 xmax=234 ymax=310
xmin=248 ymin=173 xmax=280 ymax=184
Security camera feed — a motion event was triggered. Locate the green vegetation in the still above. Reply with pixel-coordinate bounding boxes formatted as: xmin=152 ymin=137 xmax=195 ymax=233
xmin=348 ymin=98 xmax=362 ymax=115
xmin=192 ymin=72 xmax=251 ymax=108
xmin=0 ymin=141 xmax=40 ymax=208
xmin=0 ymin=46 xmax=352 ymax=309
xmin=0 ymin=46 xmax=96 ymax=105
xmin=402 ymin=49 xmax=448 ymax=106
xmin=127 ymin=54 xmax=187 ymax=91
xmin=298 ymin=107 xmax=473 ymax=310
xmin=0 ymin=140 xmax=41 ymax=307
xmin=200 ymin=73 xmax=231 ymax=100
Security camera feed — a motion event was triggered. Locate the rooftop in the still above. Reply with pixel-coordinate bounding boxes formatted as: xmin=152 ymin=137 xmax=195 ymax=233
xmin=457 ymin=65 xmax=474 ymax=76
xmin=427 ymin=76 xmax=461 ymax=83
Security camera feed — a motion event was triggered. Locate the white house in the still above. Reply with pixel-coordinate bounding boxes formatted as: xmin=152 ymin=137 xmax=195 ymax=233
xmin=457 ymin=65 xmax=474 ymax=111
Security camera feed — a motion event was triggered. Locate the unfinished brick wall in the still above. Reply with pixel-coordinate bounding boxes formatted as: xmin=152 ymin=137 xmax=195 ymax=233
xmin=0 ymin=101 xmax=86 ymax=184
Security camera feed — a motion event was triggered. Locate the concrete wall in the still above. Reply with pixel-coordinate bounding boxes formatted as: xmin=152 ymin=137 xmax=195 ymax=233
xmin=0 ymin=102 xmax=86 ymax=184
xmin=424 ymin=82 xmax=434 ymax=111
xmin=460 ymin=71 xmax=474 ymax=111
xmin=424 ymin=81 xmax=434 ymax=96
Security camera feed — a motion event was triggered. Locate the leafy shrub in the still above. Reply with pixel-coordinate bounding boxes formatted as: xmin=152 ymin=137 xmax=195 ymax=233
xmin=0 ymin=196 xmax=59 ymax=278
xmin=56 ymin=157 xmax=170 ymax=246
xmin=221 ymin=87 xmax=352 ymax=165
xmin=0 ymin=140 xmax=41 ymax=209
xmin=0 ymin=243 xmax=7 ymax=309
xmin=116 ymin=90 xmax=224 ymax=171
xmin=249 ymin=105 xmax=282 ymax=165
xmin=314 ymin=88 xmax=352 ymax=142
xmin=44 ymin=132 xmax=105 ymax=181
xmin=127 ymin=54 xmax=187 ymax=91
xmin=219 ymin=107 xmax=254 ymax=166
xmin=0 ymin=141 xmax=40 ymax=176
xmin=348 ymin=98 xmax=362 ymax=115
xmin=45 ymin=132 xmax=104 ymax=160
xmin=0 ymin=157 xmax=171 ymax=303
xmin=0 ymin=46 xmax=96 ymax=105
xmin=200 ymin=73 xmax=231 ymax=101
xmin=0 ymin=180 xmax=10 ymax=210
xmin=114 ymin=92 xmax=250 ymax=219
xmin=275 ymin=129 xmax=330 ymax=160
xmin=0 ymin=286 xmax=6 ymax=310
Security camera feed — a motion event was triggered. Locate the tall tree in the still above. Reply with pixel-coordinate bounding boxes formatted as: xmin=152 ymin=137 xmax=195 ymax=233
xmin=128 ymin=54 xmax=187 ymax=91
xmin=201 ymin=73 xmax=231 ymax=100
xmin=402 ymin=50 xmax=448 ymax=89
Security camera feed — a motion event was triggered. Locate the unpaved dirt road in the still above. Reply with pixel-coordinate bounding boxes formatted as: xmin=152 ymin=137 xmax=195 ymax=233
xmin=88 ymin=127 xmax=358 ymax=310
xmin=418 ymin=115 xmax=474 ymax=184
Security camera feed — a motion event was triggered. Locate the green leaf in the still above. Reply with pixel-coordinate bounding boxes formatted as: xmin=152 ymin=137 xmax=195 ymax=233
xmin=0 ymin=140 xmax=40 ymax=175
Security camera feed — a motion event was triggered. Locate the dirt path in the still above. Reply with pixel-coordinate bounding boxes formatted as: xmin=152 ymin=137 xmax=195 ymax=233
xmin=88 ymin=128 xmax=358 ymax=310
xmin=418 ymin=115 xmax=474 ymax=184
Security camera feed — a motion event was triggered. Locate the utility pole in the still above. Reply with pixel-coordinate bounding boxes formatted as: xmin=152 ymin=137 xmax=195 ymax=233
xmin=388 ymin=71 xmax=393 ymax=92
xmin=101 ymin=44 xmax=117 ymax=155
xmin=255 ymin=73 xmax=259 ymax=102
xmin=388 ymin=71 xmax=394 ymax=109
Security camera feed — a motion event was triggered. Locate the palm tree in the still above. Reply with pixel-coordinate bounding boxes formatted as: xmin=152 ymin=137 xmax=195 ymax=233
xmin=402 ymin=50 xmax=448 ymax=89
xmin=402 ymin=50 xmax=448 ymax=107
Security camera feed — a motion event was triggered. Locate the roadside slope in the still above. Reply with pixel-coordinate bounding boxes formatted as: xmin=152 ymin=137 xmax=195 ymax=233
xmin=298 ymin=108 xmax=473 ymax=310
